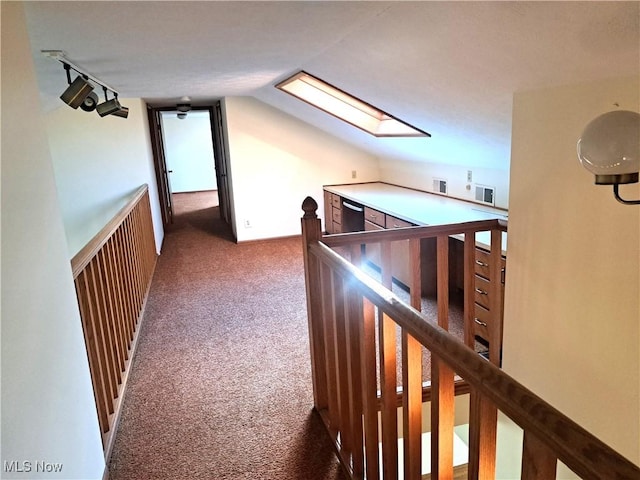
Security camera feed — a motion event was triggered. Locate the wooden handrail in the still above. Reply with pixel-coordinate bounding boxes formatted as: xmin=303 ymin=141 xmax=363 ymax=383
xmin=71 ymin=184 xmax=151 ymax=278
xmin=310 ymin=241 xmax=638 ymax=479
xmin=322 ymin=218 xmax=506 ymax=248
xmin=300 ymin=196 xmax=639 ymax=480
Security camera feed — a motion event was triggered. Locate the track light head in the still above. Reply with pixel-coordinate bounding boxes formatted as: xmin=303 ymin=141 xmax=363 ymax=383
xmin=177 ymin=112 xmax=187 ymax=120
xmin=96 ymin=92 xmax=122 ymax=117
xmin=80 ymin=92 xmax=99 ymax=112
xmin=60 ymin=75 xmax=94 ymax=109
xmin=112 ymin=106 xmax=129 ymax=119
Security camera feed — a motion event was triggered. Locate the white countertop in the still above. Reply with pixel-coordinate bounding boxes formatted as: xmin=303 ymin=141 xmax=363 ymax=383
xmin=324 ymin=182 xmax=508 ymax=252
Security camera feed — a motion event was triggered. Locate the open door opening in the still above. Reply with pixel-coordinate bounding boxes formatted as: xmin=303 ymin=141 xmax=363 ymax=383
xmin=147 ymin=103 xmax=232 ymax=235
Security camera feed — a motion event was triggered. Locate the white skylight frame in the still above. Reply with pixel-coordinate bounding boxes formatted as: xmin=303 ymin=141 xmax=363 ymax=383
xmin=276 ymin=71 xmax=430 ymax=138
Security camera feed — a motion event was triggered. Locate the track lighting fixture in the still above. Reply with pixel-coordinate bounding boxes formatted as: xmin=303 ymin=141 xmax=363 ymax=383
xmin=80 ymin=92 xmax=99 ymax=112
xmin=96 ymin=87 xmax=123 ymax=117
xmin=60 ymin=64 xmax=94 ymax=109
xmin=43 ymin=50 xmax=129 ymax=119
xmin=112 ymin=106 xmax=129 ymax=119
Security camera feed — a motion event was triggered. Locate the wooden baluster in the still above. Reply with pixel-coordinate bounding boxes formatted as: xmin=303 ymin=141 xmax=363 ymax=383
xmin=301 ymin=197 xmax=329 ymax=411
xmin=488 ymin=229 xmax=502 ymax=366
xmin=75 ymin=273 xmax=110 ymax=435
xmin=106 ymin=237 xmax=129 ymax=366
xmin=463 ymin=232 xmax=476 ymax=349
xmin=467 ymin=390 xmax=497 ymax=479
xmin=86 ymin=259 xmax=117 ymax=411
xmin=431 ymin=235 xmax=455 ymax=479
xmin=96 ymin=248 xmax=123 ymax=386
xmin=347 ymin=244 xmax=364 ymax=477
xmin=405 ymin=238 xmax=424 ymax=480
xmin=379 ymin=239 xmax=399 ymax=479
xmin=402 ymin=330 xmax=422 ymax=480
xmin=360 ymin=298 xmax=380 ymax=480
xmin=320 ymin=262 xmax=340 ymax=436
xmin=521 ymin=430 xmax=558 ymax=479
xmin=114 ymin=226 xmax=134 ymax=346
xmin=333 ymin=272 xmax=353 ymax=458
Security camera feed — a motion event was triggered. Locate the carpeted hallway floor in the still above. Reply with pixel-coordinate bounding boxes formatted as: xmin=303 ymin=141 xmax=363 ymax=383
xmin=108 ymin=191 xmax=347 ymax=480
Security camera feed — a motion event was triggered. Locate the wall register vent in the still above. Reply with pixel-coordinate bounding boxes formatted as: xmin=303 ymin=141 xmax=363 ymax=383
xmin=475 ymin=185 xmax=495 ymax=206
xmin=433 ymin=178 xmax=448 ymax=195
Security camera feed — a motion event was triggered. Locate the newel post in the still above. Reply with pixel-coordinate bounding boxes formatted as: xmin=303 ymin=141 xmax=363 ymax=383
xmin=301 ymin=197 xmax=328 ymax=410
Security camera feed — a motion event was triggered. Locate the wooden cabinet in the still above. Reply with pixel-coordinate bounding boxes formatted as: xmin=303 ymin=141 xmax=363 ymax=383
xmin=473 ymin=247 xmax=506 ymax=359
xmin=362 ymin=207 xmax=417 ymax=288
xmin=324 ymin=191 xmax=342 ymax=234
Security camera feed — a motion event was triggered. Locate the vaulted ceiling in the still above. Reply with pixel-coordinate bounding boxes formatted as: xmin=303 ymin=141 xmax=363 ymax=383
xmin=24 ymin=1 xmax=640 ymax=170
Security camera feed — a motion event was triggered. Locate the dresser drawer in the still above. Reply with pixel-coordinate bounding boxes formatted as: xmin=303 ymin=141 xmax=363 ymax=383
xmin=473 ymin=303 xmax=492 ymax=341
xmin=475 ymin=247 xmax=506 ymax=283
xmin=332 ymin=206 xmax=342 ymax=225
xmin=386 ymin=214 xmax=413 ymax=229
xmin=364 ymin=206 xmax=385 ymax=228
xmin=474 ymin=275 xmax=491 ymax=309
xmin=331 ymin=193 xmax=341 ymax=208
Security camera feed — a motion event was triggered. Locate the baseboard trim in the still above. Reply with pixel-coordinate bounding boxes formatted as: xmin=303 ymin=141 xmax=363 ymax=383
xmin=236 ymin=234 xmax=301 ymax=245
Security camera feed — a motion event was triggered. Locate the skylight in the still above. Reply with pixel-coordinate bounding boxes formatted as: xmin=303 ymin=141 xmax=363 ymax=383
xmin=276 ymin=71 xmax=430 ymax=138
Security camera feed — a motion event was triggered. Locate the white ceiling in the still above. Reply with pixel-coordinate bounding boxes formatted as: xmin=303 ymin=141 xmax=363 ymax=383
xmin=24 ymin=1 xmax=640 ymax=171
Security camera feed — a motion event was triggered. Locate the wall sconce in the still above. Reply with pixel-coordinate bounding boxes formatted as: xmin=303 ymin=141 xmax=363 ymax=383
xmin=43 ymin=50 xmax=129 ymax=119
xmin=577 ymin=110 xmax=639 ymax=205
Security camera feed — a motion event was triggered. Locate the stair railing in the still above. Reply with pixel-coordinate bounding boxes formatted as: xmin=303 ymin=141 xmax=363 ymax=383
xmin=300 ymin=196 xmax=639 ymax=480
xmin=71 ymin=184 xmax=158 ymax=459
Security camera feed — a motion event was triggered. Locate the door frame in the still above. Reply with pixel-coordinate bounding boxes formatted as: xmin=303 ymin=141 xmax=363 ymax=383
xmin=146 ymin=104 xmax=232 ymax=230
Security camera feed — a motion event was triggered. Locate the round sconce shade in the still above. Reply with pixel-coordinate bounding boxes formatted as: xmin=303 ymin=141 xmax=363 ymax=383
xmin=577 ymin=110 xmax=640 ymax=185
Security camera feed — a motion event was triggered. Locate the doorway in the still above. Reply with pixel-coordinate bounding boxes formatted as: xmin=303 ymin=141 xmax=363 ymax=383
xmin=147 ymin=103 xmax=232 ymax=234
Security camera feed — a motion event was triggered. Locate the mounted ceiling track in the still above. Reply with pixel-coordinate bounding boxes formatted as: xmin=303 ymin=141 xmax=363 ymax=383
xmin=276 ymin=70 xmax=430 ymax=138
xmin=42 ymin=50 xmax=129 ymax=119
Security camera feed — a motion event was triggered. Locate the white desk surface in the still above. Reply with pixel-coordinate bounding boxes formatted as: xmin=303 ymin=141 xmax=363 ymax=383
xmin=324 ymin=182 xmax=508 ymax=252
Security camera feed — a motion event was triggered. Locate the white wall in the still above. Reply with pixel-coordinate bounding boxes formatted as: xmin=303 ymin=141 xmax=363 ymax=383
xmin=46 ymin=98 xmax=164 ymax=257
xmin=0 ymin=3 xmax=106 ymax=479
xmin=499 ymin=76 xmax=640 ymax=477
xmin=379 ymin=158 xmax=510 ymax=210
xmin=223 ymin=96 xmax=381 ymax=242
xmin=161 ymin=111 xmax=217 ymax=193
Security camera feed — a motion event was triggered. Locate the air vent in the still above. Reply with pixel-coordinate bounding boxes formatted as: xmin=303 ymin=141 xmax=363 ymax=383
xmin=433 ymin=178 xmax=448 ymax=195
xmin=475 ymin=185 xmax=495 ymax=206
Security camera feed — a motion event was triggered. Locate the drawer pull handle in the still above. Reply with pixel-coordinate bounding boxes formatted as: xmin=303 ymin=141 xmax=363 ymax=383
xmin=474 ymin=318 xmax=488 ymax=327
xmin=475 ymin=288 xmax=488 ymax=295
xmin=475 ymin=260 xmax=489 ymax=267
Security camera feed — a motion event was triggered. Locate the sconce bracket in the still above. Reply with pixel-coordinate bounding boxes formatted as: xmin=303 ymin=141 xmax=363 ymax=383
xmin=613 ymin=184 xmax=640 ymax=205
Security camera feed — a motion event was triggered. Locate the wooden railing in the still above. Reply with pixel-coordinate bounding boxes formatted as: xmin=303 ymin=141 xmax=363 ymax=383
xmin=300 ymin=196 xmax=639 ymax=480
xmin=71 ymin=184 xmax=158 ymax=459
